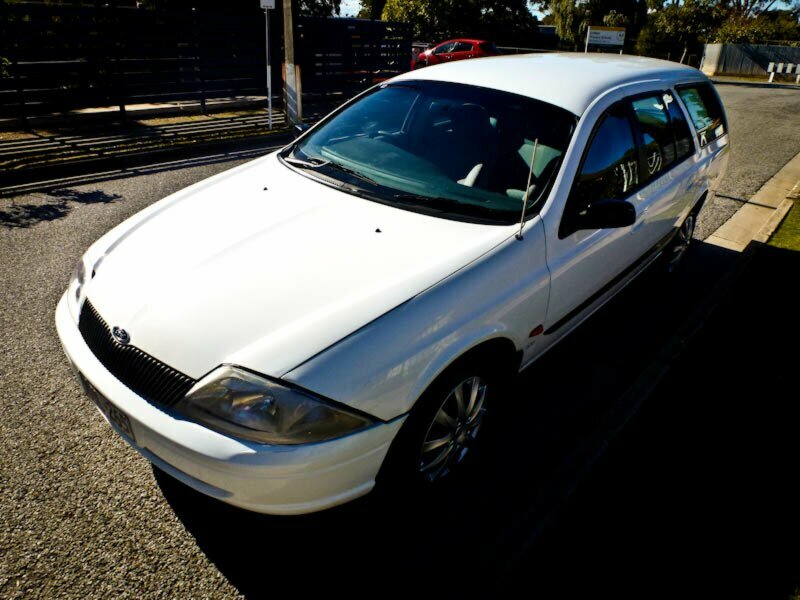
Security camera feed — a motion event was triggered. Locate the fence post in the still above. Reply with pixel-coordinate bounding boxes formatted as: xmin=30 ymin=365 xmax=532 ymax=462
xmin=110 ymin=5 xmax=126 ymax=120
xmin=193 ymin=9 xmax=206 ymax=114
xmin=11 ymin=50 xmax=30 ymax=132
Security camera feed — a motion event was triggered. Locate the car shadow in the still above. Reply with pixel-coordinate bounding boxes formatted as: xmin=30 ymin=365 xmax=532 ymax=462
xmin=154 ymin=240 xmax=742 ymax=597
xmin=0 ymin=188 xmax=121 ymax=228
xmin=504 ymin=243 xmax=800 ymax=599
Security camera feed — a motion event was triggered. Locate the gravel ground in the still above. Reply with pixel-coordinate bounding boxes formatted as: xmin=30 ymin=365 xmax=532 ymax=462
xmin=0 ymin=168 xmax=243 ymax=598
xmin=1 ymin=83 xmax=798 ymax=599
xmin=694 ymin=82 xmax=800 ymax=238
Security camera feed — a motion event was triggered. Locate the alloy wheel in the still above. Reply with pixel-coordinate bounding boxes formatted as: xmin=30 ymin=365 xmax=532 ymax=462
xmin=419 ymin=376 xmax=488 ymax=482
xmin=667 ymin=214 xmax=695 ymax=273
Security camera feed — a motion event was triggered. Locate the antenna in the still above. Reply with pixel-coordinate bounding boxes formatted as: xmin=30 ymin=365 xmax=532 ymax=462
xmin=516 ymin=138 xmax=538 ymax=240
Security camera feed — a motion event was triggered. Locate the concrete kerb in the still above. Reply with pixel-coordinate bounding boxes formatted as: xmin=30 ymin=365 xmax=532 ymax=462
xmin=707 ymin=150 xmax=800 ymax=251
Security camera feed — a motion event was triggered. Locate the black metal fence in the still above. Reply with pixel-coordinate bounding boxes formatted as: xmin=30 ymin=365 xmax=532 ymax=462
xmin=0 ymin=2 xmax=282 ymax=126
xmin=296 ymin=17 xmax=411 ymax=99
xmin=0 ymin=2 xmax=412 ymax=127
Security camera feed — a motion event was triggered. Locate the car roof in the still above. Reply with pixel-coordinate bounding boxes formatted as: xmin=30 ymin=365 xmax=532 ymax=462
xmin=436 ymin=38 xmax=488 ymax=45
xmin=392 ymin=52 xmax=706 ymax=116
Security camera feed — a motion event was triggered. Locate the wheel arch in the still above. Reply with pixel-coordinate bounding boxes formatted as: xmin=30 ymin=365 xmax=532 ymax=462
xmin=406 ymin=334 xmax=521 ymax=416
xmin=693 ymin=189 xmax=709 ymax=214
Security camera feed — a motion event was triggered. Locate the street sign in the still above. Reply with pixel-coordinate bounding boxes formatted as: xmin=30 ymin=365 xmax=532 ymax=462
xmin=585 ymin=26 xmax=625 ymax=53
xmin=260 ymin=0 xmax=275 ymax=9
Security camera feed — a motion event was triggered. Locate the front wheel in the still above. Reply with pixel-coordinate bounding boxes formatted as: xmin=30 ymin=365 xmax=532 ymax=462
xmin=418 ymin=375 xmax=489 ymax=482
xmin=378 ymin=359 xmax=497 ymax=490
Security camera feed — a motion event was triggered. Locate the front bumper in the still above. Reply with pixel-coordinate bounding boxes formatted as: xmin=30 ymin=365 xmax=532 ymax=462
xmin=55 ymin=293 xmax=405 ymax=515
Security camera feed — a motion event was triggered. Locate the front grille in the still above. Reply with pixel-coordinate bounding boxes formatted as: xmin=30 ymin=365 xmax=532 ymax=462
xmin=78 ymin=300 xmax=196 ymax=407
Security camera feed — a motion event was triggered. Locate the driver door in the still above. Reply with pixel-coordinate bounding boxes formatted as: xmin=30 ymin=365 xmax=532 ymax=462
xmin=542 ymin=101 xmax=651 ymax=338
xmin=451 ymin=42 xmax=476 ymax=61
xmin=433 ymin=42 xmax=456 ymax=62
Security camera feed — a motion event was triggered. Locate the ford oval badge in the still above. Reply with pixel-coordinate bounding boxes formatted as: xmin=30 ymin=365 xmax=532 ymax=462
xmin=112 ymin=326 xmax=130 ymax=345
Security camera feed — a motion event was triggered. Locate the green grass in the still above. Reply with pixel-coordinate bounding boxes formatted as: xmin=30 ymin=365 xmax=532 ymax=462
xmin=769 ymin=202 xmax=800 ymax=251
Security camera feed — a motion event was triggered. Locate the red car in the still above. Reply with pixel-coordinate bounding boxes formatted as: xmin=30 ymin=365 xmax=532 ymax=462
xmin=411 ymin=38 xmax=501 ymax=70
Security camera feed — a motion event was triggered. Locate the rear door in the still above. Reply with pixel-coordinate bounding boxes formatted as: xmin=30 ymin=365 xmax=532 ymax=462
xmin=542 ymin=101 xmax=649 ymax=337
xmin=451 ymin=41 xmax=476 ymax=61
xmin=625 ymin=91 xmax=699 ymax=257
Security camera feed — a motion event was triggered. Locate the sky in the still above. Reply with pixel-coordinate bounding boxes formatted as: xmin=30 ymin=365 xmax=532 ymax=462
xmin=340 ymin=0 xmax=360 ymax=17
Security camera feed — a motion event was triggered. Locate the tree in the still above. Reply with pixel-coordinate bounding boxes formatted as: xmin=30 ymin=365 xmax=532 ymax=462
xmin=357 ymin=0 xmax=387 ymax=18
xmin=603 ymin=9 xmax=629 ymax=26
xmin=547 ymin=0 xmax=588 ymax=46
xmin=726 ymin=0 xmax=783 ymax=18
xmin=381 ymin=0 xmax=538 ymax=44
xmin=381 ymin=0 xmax=441 ymax=38
xmin=539 ymin=0 xmax=646 ymax=49
xmin=297 ymin=0 xmax=341 ymax=17
xmin=714 ymin=8 xmax=800 ymax=42
xmin=650 ymin=0 xmax=722 ymax=62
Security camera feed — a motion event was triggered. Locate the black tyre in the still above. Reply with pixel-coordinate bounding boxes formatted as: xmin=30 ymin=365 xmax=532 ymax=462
xmin=664 ymin=210 xmax=696 ymax=273
xmin=378 ymin=355 xmax=500 ymax=490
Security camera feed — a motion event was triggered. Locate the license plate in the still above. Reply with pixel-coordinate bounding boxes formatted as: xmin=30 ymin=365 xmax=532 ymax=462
xmin=80 ymin=374 xmax=136 ymax=442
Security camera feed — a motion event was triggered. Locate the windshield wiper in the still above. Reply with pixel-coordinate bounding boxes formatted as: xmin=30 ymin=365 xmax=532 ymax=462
xmin=393 ymin=193 xmax=484 ymax=211
xmin=393 ymin=193 xmax=514 ymax=221
xmin=322 ymin=162 xmax=381 ymax=187
xmin=284 ymin=155 xmax=380 ymax=187
xmin=284 ymin=155 xmax=330 ymax=168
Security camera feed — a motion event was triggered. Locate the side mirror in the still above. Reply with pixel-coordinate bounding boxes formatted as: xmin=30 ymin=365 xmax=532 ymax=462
xmin=575 ymin=198 xmax=636 ymax=231
xmin=293 ymin=123 xmax=310 ymax=139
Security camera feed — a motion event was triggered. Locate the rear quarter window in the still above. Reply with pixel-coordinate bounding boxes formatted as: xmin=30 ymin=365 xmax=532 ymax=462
xmin=676 ymin=83 xmax=727 ymax=147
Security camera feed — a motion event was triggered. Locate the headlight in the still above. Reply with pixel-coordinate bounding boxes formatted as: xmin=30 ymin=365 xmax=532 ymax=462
xmin=68 ymin=254 xmax=104 ymax=321
xmin=68 ymin=258 xmax=88 ymax=321
xmin=174 ymin=366 xmax=376 ymax=445
xmin=71 ymin=260 xmax=86 ymax=301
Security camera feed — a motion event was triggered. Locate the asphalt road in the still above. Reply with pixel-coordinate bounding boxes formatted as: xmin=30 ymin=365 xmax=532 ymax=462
xmin=1 ymin=83 xmax=798 ymax=598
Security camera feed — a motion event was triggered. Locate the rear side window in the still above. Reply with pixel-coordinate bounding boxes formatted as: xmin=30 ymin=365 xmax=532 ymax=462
xmin=632 ymin=95 xmax=676 ymax=181
xmin=665 ymin=93 xmax=695 ymax=161
xmin=571 ymin=105 xmax=639 ymax=208
xmin=677 ymin=83 xmax=727 ymax=147
xmin=453 ymin=42 xmax=473 ymax=52
xmin=479 ymin=42 xmax=500 ymax=54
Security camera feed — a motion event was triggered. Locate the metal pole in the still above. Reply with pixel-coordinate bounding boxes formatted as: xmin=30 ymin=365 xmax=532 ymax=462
xmin=282 ymin=0 xmax=299 ymax=125
xmin=265 ymin=8 xmax=273 ymax=130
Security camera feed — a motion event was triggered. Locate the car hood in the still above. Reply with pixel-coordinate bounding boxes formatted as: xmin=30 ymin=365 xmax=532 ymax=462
xmin=85 ymin=153 xmax=514 ymax=380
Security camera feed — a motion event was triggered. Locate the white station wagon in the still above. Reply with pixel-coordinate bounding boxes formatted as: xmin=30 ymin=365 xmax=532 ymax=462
xmin=56 ymin=54 xmax=729 ymax=514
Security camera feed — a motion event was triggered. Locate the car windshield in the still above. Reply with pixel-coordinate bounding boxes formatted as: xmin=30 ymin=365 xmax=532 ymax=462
xmin=282 ymin=81 xmax=577 ymax=224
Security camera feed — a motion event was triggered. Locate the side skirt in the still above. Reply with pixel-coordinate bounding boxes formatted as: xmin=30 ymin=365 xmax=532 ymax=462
xmin=518 ymin=228 xmax=677 ymax=373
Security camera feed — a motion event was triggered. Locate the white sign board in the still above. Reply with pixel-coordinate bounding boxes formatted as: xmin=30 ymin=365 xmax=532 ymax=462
xmin=586 ymin=26 xmax=625 ymax=48
xmin=260 ymin=0 xmax=275 ymax=9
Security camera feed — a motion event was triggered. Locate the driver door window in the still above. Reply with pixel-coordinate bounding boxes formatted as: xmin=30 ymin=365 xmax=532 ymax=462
xmin=433 ymin=42 xmax=455 ymax=56
xmin=561 ymin=104 xmax=638 ymax=236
